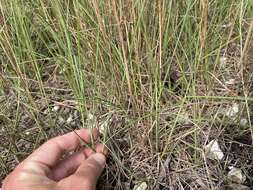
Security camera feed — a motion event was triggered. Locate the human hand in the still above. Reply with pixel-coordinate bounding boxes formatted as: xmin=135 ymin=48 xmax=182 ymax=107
xmin=2 ymin=129 xmax=107 ymax=190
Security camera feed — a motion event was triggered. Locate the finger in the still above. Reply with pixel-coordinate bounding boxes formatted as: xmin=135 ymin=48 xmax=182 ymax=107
xmin=84 ymin=143 xmax=108 ymax=158
xmin=51 ymin=144 xmax=107 ymax=181
xmin=75 ymin=153 xmax=106 ymax=183
xmin=96 ymin=144 xmax=108 ymax=156
xmin=25 ymin=129 xmax=98 ymax=168
xmin=58 ymin=153 xmax=106 ymax=190
xmin=49 ymin=151 xmax=85 ymax=181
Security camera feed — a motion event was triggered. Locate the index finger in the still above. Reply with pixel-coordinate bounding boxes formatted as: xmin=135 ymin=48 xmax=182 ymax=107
xmin=25 ymin=128 xmax=98 ymax=168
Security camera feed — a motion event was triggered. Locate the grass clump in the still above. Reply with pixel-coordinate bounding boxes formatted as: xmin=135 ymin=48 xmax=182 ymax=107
xmin=1 ymin=0 xmax=253 ymax=189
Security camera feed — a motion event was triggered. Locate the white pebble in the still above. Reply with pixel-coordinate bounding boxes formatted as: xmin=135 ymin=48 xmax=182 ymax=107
xmin=228 ymin=167 xmax=246 ymax=184
xmin=225 ymin=79 xmax=236 ymax=85
xmin=25 ymin=131 xmax=30 ymax=135
xmin=133 ymin=182 xmax=148 ymax=190
xmin=240 ymin=118 xmax=248 ymax=126
xmin=204 ymin=140 xmax=224 ymax=161
xmin=52 ymin=105 xmax=60 ymax=112
xmin=221 ymin=22 xmax=232 ymax=28
xmin=226 ymin=103 xmax=239 ymax=118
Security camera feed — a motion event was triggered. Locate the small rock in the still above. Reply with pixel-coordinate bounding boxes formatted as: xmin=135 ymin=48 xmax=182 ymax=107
xmin=66 ymin=115 xmax=73 ymax=124
xmin=52 ymin=105 xmax=60 ymax=112
xmin=226 ymin=103 xmax=239 ymax=118
xmin=221 ymin=23 xmax=232 ymax=28
xmin=228 ymin=167 xmax=246 ymax=184
xmin=133 ymin=182 xmax=148 ymax=190
xmin=225 ymin=79 xmax=236 ymax=85
xmin=25 ymin=131 xmax=30 ymax=135
xmin=240 ymin=118 xmax=248 ymax=127
xmin=204 ymin=140 xmax=224 ymax=161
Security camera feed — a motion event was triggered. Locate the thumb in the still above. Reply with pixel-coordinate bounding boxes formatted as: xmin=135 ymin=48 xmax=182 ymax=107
xmin=58 ymin=153 xmax=106 ymax=190
xmin=76 ymin=152 xmax=106 ymax=181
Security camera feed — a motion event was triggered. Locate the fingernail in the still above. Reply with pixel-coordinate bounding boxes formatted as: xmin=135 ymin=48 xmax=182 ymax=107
xmin=90 ymin=153 xmax=106 ymax=167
